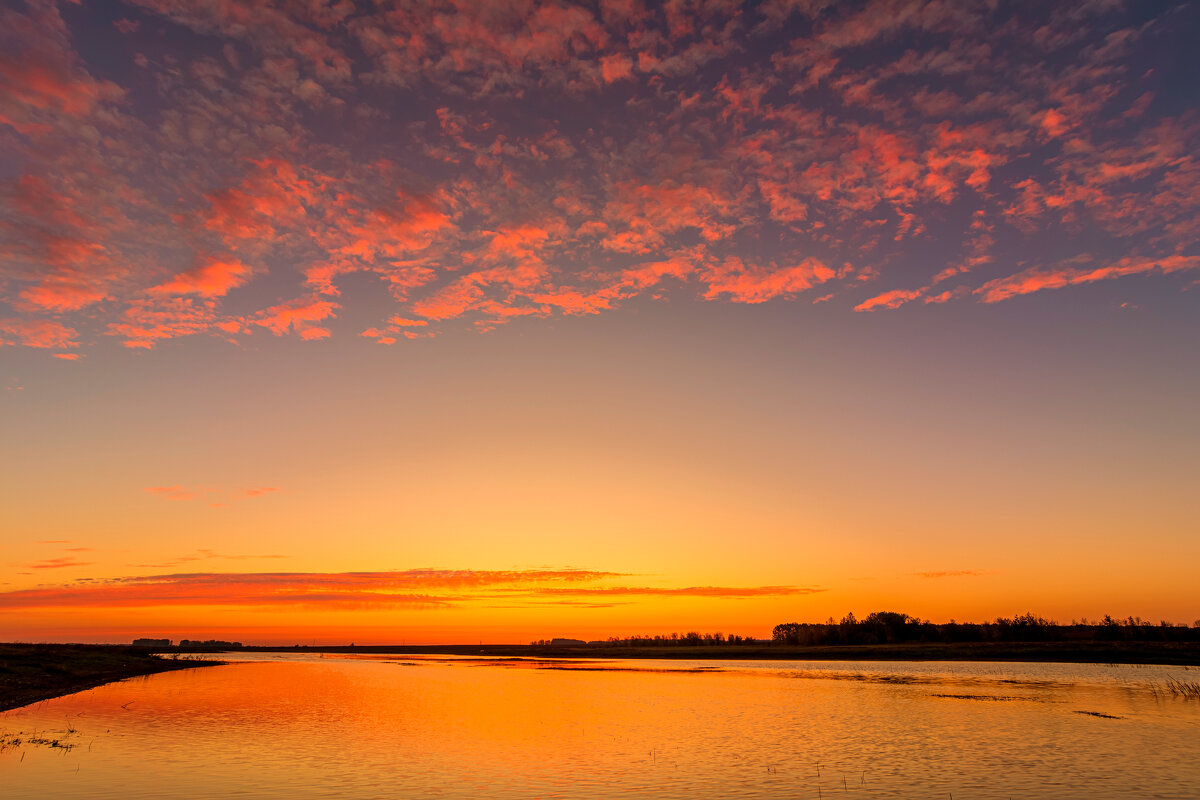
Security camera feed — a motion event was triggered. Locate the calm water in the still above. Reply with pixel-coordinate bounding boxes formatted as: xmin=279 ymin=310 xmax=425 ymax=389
xmin=2 ymin=654 xmax=1197 ymax=799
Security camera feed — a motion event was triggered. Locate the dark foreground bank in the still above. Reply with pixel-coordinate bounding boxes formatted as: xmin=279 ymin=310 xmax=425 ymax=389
xmin=0 ymin=644 xmax=223 ymax=712
xmin=214 ymin=640 xmax=1200 ymax=665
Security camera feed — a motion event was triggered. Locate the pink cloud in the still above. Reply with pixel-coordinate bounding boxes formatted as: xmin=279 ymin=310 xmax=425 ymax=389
xmin=703 ymin=257 xmax=834 ymax=303
xmin=599 ymin=53 xmax=633 ymax=82
xmin=108 ymin=298 xmax=223 ymax=349
xmin=975 ymin=255 xmax=1200 ymax=303
xmin=0 ymin=318 xmax=78 ymax=349
xmin=254 ymin=296 xmax=339 ymax=338
xmin=0 ymin=0 xmax=1194 ymax=346
xmin=149 ymin=257 xmax=251 ymax=297
xmin=145 ymin=485 xmax=196 ymax=501
xmin=854 ymin=288 xmax=924 ymax=311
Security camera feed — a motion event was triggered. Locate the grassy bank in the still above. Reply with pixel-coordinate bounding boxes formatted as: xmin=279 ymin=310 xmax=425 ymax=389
xmin=0 ymin=644 xmax=223 ymax=713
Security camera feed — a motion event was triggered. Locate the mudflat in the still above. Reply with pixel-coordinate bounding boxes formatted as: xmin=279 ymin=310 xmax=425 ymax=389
xmin=0 ymin=644 xmax=222 ymax=712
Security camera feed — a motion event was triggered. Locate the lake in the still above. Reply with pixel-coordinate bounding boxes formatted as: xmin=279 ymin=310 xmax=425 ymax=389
xmin=2 ymin=653 xmax=1197 ymax=798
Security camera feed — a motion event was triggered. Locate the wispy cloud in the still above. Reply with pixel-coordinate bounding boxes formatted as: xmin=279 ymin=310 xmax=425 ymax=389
xmin=130 ymin=550 xmax=289 ymax=568
xmin=0 ymin=569 xmax=815 ymax=610
xmin=27 ymin=557 xmax=94 ymax=570
xmin=144 ymin=485 xmax=282 ymax=504
xmin=144 ymin=485 xmax=195 ymax=501
xmin=914 ymin=570 xmax=991 ymax=579
xmin=533 ymin=585 xmax=825 ymax=599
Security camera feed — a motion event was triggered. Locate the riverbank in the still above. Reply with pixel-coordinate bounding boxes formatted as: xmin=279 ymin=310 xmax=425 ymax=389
xmin=0 ymin=644 xmax=223 ymax=712
xmin=4 ymin=640 xmax=1194 ymax=713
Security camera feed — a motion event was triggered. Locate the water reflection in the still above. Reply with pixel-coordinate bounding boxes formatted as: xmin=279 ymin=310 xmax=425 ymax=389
xmin=2 ymin=655 xmax=1197 ymax=799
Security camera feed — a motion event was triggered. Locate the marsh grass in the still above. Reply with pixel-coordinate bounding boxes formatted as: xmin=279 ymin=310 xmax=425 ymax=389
xmin=1 ymin=727 xmax=80 ymax=752
xmin=0 ymin=644 xmax=224 ymax=712
xmin=1164 ymin=676 xmax=1200 ymax=699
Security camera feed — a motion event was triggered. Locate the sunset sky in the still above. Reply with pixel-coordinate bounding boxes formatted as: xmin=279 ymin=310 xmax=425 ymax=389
xmin=1 ymin=0 xmax=1197 ymax=644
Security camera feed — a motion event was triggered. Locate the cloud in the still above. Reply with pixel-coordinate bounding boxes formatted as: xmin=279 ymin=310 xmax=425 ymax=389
xmin=144 ymin=485 xmax=195 ymax=501
xmin=238 ymin=486 xmax=280 ymax=498
xmin=108 ymin=298 xmax=225 ymax=349
xmin=254 ymin=296 xmax=339 ymax=339
xmin=915 ymin=570 xmax=989 ymax=579
xmin=0 ymin=318 xmax=78 ymax=349
xmin=533 ymin=585 xmax=826 ymax=599
xmin=1 ymin=0 xmax=1196 ymax=347
xmin=131 ymin=550 xmax=289 ymax=568
xmin=854 ymin=288 xmax=924 ymax=312
xmin=703 ymin=257 xmax=835 ymax=303
xmin=975 ymin=255 xmax=1200 ymax=303
xmin=26 ymin=557 xmax=95 ymax=570
xmin=148 ymin=257 xmax=251 ymax=297
xmin=0 ymin=569 xmax=626 ymax=610
xmin=0 ymin=569 xmax=817 ymax=610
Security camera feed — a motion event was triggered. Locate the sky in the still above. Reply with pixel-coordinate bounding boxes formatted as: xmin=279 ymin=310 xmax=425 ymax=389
xmin=1 ymin=0 xmax=1197 ymax=645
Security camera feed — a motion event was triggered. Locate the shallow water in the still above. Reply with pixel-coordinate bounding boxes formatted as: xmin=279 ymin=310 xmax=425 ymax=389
xmin=2 ymin=654 xmax=1197 ymax=799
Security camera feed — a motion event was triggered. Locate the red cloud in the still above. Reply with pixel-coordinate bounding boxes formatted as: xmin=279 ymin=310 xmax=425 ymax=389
xmin=201 ymin=159 xmax=318 ymax=242
xmin=975 ymin=255 xmax=1200 ymax=303
xmin=149 ymin=257 xmax=251 ymax=297
xmin=703 ymin=257 xmax=834 ymax=303
xmin=0 ymin=569 xmax=817 ymax=610
xmin=602 ymin=181 xmax=736 ymax=254
xmin=254 ymin=296 xmax=339 ymax=338
xmin=854 ymin=288 xmax=924 ymax=311
xmin=599 ymin=53 xmax=633 ymax=82
xmin=108 ymin=298 xmax=223 ymax=349
xmin=0 ymin=569 xmax=627 ymax=610
xmin=0 ymin=51 xmax=121 ymax=116
xmin=1 ymin=0 xmax=1194 ymax=345
xmin=0 ymin=318 xmax=78 ymax=349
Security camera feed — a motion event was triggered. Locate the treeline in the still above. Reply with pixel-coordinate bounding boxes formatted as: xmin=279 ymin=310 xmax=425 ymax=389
xmin=611 ymin=632 xmax=758 ymax=646
xmin=772 ymin=612 xmax=1200 ymax=646
xmin=564 ymin=632 xmax=760 ymax=647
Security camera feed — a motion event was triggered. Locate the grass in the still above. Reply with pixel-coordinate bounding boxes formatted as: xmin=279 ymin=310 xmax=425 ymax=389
xmin=1163 ymin=676 xmax=1200 ymax=699
xmin=0 ymin=643 xmax=224 ymax=712
xmin=0 ymin=730 xmax=79 ymax=751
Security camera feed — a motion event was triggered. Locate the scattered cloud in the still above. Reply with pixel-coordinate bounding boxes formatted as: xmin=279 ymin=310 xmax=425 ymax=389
xmin=1 ymin=1 xmax=1195 ymax=346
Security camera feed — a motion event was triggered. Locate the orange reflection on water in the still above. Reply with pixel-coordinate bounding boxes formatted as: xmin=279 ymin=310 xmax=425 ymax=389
xmin=2 ymin=656 xmax=1198 ymax=799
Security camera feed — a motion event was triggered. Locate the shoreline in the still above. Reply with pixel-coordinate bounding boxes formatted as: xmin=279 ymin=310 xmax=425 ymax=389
xmin=3 ymin=640 xmax=1195 ymax=713
xmin=0 ymin=644 xmax=224 ymax=713
xmin=186 ymin=640 xmax=1200 ymax=665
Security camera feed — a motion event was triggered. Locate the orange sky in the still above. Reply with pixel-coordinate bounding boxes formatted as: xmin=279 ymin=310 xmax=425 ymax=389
xmin=1 ymin=0 xmax=1198 ymax=643
xmin=4 ymin=307 xmax=1198 ymax=643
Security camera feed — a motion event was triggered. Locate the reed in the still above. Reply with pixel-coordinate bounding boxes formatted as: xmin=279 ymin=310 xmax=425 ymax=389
xmin=1164 ymin=676 xmax=1200 ymax=699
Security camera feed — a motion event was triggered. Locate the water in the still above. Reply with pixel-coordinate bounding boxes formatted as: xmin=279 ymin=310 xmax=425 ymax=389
xmin=2 ymin=654 xmax=1197 ymax=799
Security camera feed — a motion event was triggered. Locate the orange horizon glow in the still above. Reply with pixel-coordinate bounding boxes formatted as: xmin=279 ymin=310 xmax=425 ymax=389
xmin=2 ymin=1 xmax=1198 ymax=644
